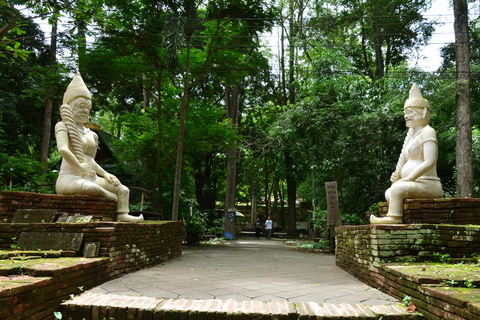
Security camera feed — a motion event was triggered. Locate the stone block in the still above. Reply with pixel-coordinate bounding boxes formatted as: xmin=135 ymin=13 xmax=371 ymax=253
xmin=17 ymin=232 xmax=83 ymax=251
xmin=84 ymin=242 xmax=101 ymax=258
xmin=12 ymin=209 xmax=57 ymax=224
xmin=65 ymin=214 xmax=93 ymax=223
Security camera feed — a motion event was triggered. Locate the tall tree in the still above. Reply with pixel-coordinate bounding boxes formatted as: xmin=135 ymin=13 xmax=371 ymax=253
xmin=285 ymin=0 xmax=298 ymax=237
xmin=39 ymin=2 xmax=59 ymax=171
xmin=308 ymin=0 xmax=435 ymax=83
xmin=223 ymin=85 xmax=240 ymax=235
xmin=453 ymin=0 xmax=473 ymax=197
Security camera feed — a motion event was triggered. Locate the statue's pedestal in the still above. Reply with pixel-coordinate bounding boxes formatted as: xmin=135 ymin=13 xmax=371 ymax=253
xmin=378 ymin=197 xmax=480 ymax=224
xmin=336 ymin=223 xmax=480 ymax=284
xmin=0 ymin=190 xmax=116 ymax=222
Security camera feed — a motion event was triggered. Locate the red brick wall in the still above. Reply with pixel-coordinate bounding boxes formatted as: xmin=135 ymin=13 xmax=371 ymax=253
xmin=1 ymin=221 xmax=183 ymax=320
xmin=0 ymin=191 xmax=117 ymax=222
xmin=336 ymin=224 xmax=480 ymax=320
xmin=378 ymin=197 xmax=480 ymax=224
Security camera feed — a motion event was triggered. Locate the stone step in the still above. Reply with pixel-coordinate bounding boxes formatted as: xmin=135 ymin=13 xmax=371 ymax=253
xmin=60 ymin=293 xmax=420 ymax=320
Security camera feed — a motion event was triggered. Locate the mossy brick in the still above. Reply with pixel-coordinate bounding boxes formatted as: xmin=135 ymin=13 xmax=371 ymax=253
xmin=456 ymin=306 xmax=477 ymax=320
xmin=446 ymin=241 xmax=469 ymax=248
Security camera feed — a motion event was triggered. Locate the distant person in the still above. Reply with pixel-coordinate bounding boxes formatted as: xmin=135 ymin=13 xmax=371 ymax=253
xmin=255 ymin=218 xmax=262 ymax=239
xmin=265 ymin=217 xmax=273 ymax=239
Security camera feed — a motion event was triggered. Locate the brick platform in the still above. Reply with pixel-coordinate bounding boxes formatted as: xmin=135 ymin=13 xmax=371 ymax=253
xmin=0 ymin=221 xmax=183 ymax=266
xmin=60 ymin=293 xmax=418 ymax=320
xmin=378 ymin=197 xmax=480 ymax=224
xmin=0 ymin=221 xmax=183 ymax=319
xmin=0 ymin=190 xmax=117 ymax=222
xmin=336 ymin=224 xmax=480 ymax=320
xmin=0 ymin=258 xmax=110 ymax=319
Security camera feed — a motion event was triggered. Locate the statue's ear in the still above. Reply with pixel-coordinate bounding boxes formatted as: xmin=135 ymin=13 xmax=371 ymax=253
xmin=423 ymin=108 xmax=427 ymax=118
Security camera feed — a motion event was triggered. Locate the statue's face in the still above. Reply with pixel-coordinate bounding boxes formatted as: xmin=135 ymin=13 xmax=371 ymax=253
xmin=404 ymin=106 xmax=427 ymax=129
xmin=72 ymin=97 xmax=92 ymax=125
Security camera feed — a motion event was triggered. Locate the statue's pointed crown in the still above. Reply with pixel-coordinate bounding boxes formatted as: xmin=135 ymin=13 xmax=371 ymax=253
xmin=63 ymin=72 xmax=91 ymax=104
xmin=404 ymin=83 xmax=430 ymax=110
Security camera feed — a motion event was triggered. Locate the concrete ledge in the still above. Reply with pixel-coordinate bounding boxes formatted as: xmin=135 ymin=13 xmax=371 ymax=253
xmin=60 ymin=293 xmax=418 ymax=320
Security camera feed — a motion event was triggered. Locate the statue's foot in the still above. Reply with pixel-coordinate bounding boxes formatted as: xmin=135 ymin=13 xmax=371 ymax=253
xmin=370 ymin=214 xmax=402 ymax=224
xmin=117 ymin=213 xmax=144 ymax=223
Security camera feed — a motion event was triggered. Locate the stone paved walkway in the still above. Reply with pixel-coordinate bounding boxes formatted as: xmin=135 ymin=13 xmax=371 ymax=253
xmin=88 ymin=239 xmax=397 ymax=305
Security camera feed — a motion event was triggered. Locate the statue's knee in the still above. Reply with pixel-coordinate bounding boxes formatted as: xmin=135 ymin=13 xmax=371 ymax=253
xmin=118 ymin=185 xmax=129 ymax=197
xmin=389 ymin=183 xmax=408 ymax=199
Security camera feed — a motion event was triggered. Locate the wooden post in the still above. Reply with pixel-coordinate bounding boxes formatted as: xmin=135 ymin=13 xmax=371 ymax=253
xmin=325 ymin=181 xmax=342 ymax=253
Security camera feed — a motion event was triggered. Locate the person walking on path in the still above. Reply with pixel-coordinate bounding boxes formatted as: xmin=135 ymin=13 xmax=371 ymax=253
xmin=255 ymin=218 xmax=262 ymax=239
xmin=265 ymin=217 xmax=273 ymax=239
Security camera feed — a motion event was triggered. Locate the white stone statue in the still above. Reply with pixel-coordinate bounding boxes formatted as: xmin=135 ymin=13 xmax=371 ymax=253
xmin=370 ymin=84 xmax=443 ymax=224
xmin=55 ymin=72 xmax=144 ymax=223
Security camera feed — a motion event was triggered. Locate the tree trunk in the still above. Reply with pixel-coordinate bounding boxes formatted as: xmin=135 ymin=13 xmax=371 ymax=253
xmin=76 ymin=0 xmax=87 ymax=75
xmin=143 ymin=72 xmax=150 ymax=111
xmin=453 ymin=0 xmax=474 ymax=197
xmin=286 ymin=152 xmax=297 ymax=236
xmin=40 ymin=3 xmax=59 ymax=172
xmin=373 ymin=22 xmax=384 ymax=81
xmin=223 ymin=85 xmax=240 ymax=236
xmin=263 ymin=155 xmax=269 ymax=217
xmin=250 ymin=180 xmax=257 ymax=230
xmin=172 ymin=37 xmax=191 ymax=221
xmin=285 ymin=0 xmax=297 ymax=237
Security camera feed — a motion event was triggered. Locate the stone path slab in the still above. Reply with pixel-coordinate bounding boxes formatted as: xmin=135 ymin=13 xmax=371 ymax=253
xmin=88 ymin=239 xmax=396 ymax=305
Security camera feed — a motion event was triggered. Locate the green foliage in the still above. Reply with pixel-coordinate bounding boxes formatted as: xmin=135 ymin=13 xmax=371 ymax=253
xmin=433 ymin=252 xmax=452 ymax=263
xmin=444 ymin=279 xmax=458 ymax=286
xmin=206 ymin=218 xmax=224 ymax=237
xmin=273 ymin=55 xmax=409 ymax=219
xmin=184 ymin=211 xmax=207 ymax=234
xmin=295 ymin=239 xmax=329 ymax=251
xmin=463 ymin=278 xmax=476 ymax=288
xmin=184 ymin=211 xmax=208 ymax=245
xmin=0 ymin=152 xmax=57 ymax=193
xmin=402 ymin=295 xmax=412 ymax=307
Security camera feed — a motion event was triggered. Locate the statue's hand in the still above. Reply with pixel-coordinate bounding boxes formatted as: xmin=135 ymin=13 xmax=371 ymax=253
xmin=104 ymin=173 xmax=120 ymax=187
xmin=390 ymin=172 xmax=400 ymax=184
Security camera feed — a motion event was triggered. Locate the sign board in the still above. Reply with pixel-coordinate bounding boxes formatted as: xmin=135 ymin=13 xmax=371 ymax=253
xmin=325 ymin=181 xmax=342 ymax=226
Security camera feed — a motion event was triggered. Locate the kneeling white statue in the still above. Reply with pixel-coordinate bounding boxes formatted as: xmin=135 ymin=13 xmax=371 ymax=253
xmin=55 ymin=72 xmax=143 ymax=223
xmin=370 ymin=84 xmax=443 ymax=224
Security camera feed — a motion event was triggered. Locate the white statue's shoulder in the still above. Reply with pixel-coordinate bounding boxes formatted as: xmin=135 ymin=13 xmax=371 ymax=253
xmin=423 ymin=125 xmax=437 ymax=137
xmin=55 ymin=121 xmax=67 ymax=135
xmin=421 ymin=125 xmax=437 ymax=144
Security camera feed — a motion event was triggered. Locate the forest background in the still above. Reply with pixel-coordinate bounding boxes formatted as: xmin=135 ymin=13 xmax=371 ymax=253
xmin=1 ymin=0 xmax=480 ymax=236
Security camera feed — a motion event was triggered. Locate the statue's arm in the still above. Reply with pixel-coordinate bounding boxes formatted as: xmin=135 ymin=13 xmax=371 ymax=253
xmin=93 ymin=162 xmax=118 ymax=185
xmin=55 ymin=122 xmax=94 ymax=176
xmin=89 ymin=154 xmax=119 ymax=186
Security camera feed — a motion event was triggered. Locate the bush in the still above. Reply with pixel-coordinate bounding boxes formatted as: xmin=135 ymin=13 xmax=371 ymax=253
xmin=206 ymin=218 xmax=223 ymax=237
xmin=184 ymin=211 xmax=207 ymax=246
